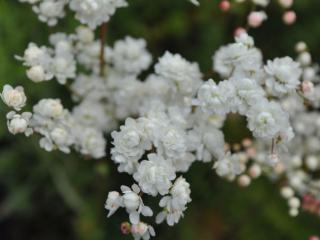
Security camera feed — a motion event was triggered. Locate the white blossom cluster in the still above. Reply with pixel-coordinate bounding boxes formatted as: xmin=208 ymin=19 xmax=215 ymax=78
xmin=242 ymin=42 xmax=320 ymax=217
xmin=19 ymin=0 xmax=128 ymax=28
xmin=2 ymin=0 xmax=317 ymax=239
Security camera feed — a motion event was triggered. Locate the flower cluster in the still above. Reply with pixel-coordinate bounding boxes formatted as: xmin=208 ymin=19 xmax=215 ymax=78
xmin=2 ymin=0 xmax=319 ymax=239
xmin=217 ymin=0 xmax=297 ymax=35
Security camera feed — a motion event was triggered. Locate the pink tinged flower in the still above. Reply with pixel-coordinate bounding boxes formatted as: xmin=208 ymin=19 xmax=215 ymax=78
xmin=234 ymin=27 xmax=246 ymax=37
xmin=301 ymin=81 xmax=314 ymax=95
xmin=283 ymin=11 xmax=296 ymax=25
xmin=219 ymin=0 xmax=231 ymax=12
xmin=248 ymin=11 xmax=267 ymax=28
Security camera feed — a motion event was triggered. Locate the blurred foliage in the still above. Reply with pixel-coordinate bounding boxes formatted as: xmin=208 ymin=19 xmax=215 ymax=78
xmin=0 ymin=0 xmax=320 ymax=239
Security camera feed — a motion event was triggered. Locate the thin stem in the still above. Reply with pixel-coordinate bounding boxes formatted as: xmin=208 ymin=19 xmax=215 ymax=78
xmin=271 ymin=138 xmax=275 ymax=155
xmin=99 ymin=22 xmax=108 ymax=77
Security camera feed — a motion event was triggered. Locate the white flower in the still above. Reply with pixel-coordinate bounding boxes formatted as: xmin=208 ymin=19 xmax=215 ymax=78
xmin=50 ymin=127 xmax=74 ymax=153
xmin=121 ymin=184 xmax=153 ymax=224
xmin=72 ymin=100 xmax=115 ymax=132
xmin=105 ymin=191 xmax=123 ymax=217
xmin=32 ymin=0 xmax=67 ymax=26
xmin=76 ymin=26 xmax=95 ymax=43
xmin=1 ymin=85 xmax=27 ymax=111
xmin=69 ymin=0 xmax=128 ymax=29
xmin=33 ymin=99 xmax=64 ymax=118
xmin=131 ymin=222 xmax=155 ymax=240
xmin=107 ymin=36 xmax=152 ymax=74
xmin=170 ymin=177 xmax=191 ymax=206
xmin=133 ymin=154 xmax=176 ymax=196
xmin=265 ymin=57 xmax=302 ymax=96
xmin=6 ymin=111 xmax=33 ymax=136
xmin=189 ymin=0 xmax=199 ymax=6
xmin=159 ymin=127 xmax=187 ymax=160
xmin=213 ymin=42 xmax=262 ymax=78
xmin=111 ymin=118 xmax=152 ymax=173
xmin=26 ymin=65 xmax=47 ymax=82
xmin=197 ymin=79 xmax=235 ymax=115
xmin=74 ymin=127 xmax=106 ymax=158
xmin=247 ymin=100 xmax=291 ymax=140
xmin=230 ymin=77 xmax=265 ymax=114
xmin=235 ymin=32 xmax=254 ymax=48
xmin=156 ymin=177 xmax=191 ymax=226
xmin=155 ymin=51 xmax=202 ymax=96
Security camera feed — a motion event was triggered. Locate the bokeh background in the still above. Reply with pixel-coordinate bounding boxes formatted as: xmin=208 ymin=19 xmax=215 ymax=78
xmin=1 ymin=0 xmax=320 ymax=239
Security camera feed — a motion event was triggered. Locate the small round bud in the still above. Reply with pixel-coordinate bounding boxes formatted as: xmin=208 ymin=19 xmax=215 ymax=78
xmin=305 ymin=155 xmax=319 ymax=171
xmin=76 ymin=26 xmax=94 ymax=43
xmin=238 ymin=175 xmax=251 ymax=187
xmin=301 ymin=80 xmax=314 ymax=95
xmin=274 ymin=162 xmax=285 ymax=174
xmin=289 ymin=208 xmax=299 ymax=217
xmin=234 ymin=27 xmax=246 ymax=37
xmin=292 ymin=155 xmax=302 ymax=167
xmin=219 ymin=1 xmax=231 ymax=12
xmin=120 ymin=222 xmax=131 ymax=235
xmin=298 ymin=52 xmax=312 ymax=66
xmin=248 ymin=164 xmax=261 ymax=178
xmin=295 ymin=41 xmax=307 ymax=53
xmin=8 ymin=116 xmax=28 ymax=134
xmin=242 ymin=138 xmax=253 ymax=148
xmin=248 ymin=11 xmax=267 ymax=28
xmin=303 ymin=67 xmax=316 ymax=81
xmin=288 ymin=197 xmax=300 ymax=208
xmin=283 ymin=11 xmax=296 ymax=25
xmin=281 ymin=186 xmax=294 ymax=199
xmin=246 ymin=147 xmax=257 ymax=158
xmin=27 ymin=65 xmax=46 ymax=82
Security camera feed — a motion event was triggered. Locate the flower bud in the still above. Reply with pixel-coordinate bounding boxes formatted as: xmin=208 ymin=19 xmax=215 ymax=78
xmin=27 ymin=65 xmax=46 ymax=82
xmin=248 ymin=164 xmax=261 ymax=178
xmin=283 ymin=11 xmax=296 ymax=25
xmin=8 ymin=116 xmax=28 ymax=134
xmin=238 ymin=175 xmax=251 ymax=187
xmin=281 ymin=186 xmax=294 ymax=199
xmin=288 ymin=197 xmax=300 ymax=208
xmin=248 ymin=11 xmax=267 ymax=28
xmin=219 ymin=1 xmax=231 ymax=12
xmin=295 ymin=42 xmax=307 ymax=53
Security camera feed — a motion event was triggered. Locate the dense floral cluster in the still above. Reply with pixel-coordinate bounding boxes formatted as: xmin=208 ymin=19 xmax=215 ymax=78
xmin=2 ymin=0 xmax=319 ymax=239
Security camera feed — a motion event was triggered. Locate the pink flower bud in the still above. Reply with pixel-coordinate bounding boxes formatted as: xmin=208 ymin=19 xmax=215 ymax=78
xmin=283 ymin=11 xmax=296 ymax=25
xmin=301 ymin=81 xmax=314 ymax=95
xmin=238 ymin=175 xmax=251 ymax=187
xmin=309 ymin=236 xmax=320 ymax=240
xmin=234 ymin=27 xmax=246 ymax=37
xmin=248 ymin=11 xmax=267 ymax=28
xmin=121 ymin=222 xmax=131 ymax=235
xmin=220 ymin=0 xmax=231 ymax=12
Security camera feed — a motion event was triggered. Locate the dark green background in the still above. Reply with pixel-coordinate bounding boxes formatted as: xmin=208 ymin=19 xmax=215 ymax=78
xmin=0 ymin=0 xmax=319 ymax=239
